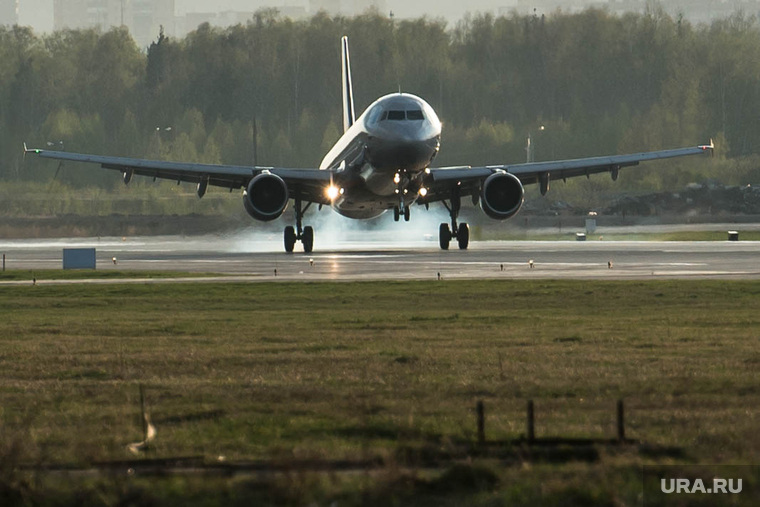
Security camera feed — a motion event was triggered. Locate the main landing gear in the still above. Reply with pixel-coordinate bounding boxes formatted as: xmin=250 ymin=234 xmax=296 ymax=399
xmin=284 ymin=198 xmax=314 ymax=253
xmin=439 ymin=193 xmax=469 ymax=250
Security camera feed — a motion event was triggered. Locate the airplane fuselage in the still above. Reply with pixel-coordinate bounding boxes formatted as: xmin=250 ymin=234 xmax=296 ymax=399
xmin=319 ymin=93 xmax=441 ymax=219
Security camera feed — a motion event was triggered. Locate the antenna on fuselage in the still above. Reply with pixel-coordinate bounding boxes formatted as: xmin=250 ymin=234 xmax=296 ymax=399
xmin=341 ymin=36 xmax=356 ymax=133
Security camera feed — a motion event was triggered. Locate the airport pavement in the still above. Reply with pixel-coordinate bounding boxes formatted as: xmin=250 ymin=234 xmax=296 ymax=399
xmin=1 ymin=233 xmax=759 ymax=283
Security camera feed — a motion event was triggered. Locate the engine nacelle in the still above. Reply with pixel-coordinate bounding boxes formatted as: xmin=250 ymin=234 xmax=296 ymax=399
xmin=480 ymin=172 xmax=525 ymax=220
xmin=243 ymin=173 xmax=289 ymax=221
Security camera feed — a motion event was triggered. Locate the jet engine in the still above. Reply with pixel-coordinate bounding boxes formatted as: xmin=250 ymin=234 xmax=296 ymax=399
xmin=480 ymin=172 xmax=524 ymax=220
xmin=243 ymin=173 xmax=289 ymax=221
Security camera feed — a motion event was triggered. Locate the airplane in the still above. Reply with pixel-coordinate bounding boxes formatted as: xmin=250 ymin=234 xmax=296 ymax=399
xmin=25 ymin=36 xmax=714 ymax=253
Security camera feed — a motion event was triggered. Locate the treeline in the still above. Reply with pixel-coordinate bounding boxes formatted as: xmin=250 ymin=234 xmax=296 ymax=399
xmin=1 ymin=6 xmax=759 ymax=191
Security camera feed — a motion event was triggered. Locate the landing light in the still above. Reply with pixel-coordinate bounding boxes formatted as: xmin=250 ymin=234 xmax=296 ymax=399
xmin=326 ymin=185 xmax=341 ymax=200
xmin=394 ymin=173 xmax=401 ymax=184
xmin=419 ymin=187 xmax=428 ymax=197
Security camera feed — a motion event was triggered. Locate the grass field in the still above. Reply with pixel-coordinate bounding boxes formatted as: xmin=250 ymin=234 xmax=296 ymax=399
xmin=1 ymin=279 xmax=758 ymax=505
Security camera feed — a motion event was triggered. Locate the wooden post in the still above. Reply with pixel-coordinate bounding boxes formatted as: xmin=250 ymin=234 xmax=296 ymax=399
xmin=527 ymin=400 xmax=535 ymax=443
xmin=617 ymin=399 xmax=625 ymax=442
xmin=476 ymin=400 xmax=485 ymax=445
xmin=140 ymin=384 xmax=147 ymax=442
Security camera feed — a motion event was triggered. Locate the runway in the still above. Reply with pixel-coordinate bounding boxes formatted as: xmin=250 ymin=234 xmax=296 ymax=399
xmin=1 ymin=232 xmax=759 ymax=282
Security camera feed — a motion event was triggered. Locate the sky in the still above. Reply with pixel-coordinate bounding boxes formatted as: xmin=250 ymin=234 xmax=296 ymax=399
xmin=17 ymin=0 xmax=518 ymax=34
xmin=15 ymin=0 xmax=743 ymax=35
xmin=173 ymin=0 xmax=515 ymax=19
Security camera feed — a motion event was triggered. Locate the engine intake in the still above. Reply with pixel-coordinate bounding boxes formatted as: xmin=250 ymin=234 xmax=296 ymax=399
xmin=243 ymin=173 xmax=289 ymax=221
xmin=480 ymin=172 xmax=524 ymax=220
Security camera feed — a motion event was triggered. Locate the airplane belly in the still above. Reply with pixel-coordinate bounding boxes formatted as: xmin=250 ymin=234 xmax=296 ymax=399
xmin=330 ymin=181 xmax=412 ymax=219
xmin=334 ymin=208 xmax=386 ymax=219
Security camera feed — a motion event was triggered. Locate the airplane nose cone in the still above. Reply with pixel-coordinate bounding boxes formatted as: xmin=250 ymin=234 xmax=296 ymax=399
xmin=367 ymin=134 xmax=440 ymax=171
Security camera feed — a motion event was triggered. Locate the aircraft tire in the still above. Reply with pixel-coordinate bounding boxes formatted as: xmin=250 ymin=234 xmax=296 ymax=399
xmin=393 ymin=207 xmax=400 ymax=222
xmin=439 ymin=223 xmax=451 ymax=250
xmin=404 ymin=206 xmax=410 ymax=221
xmin=457 ymin=223 xmax=470 ymax=250
xmin=284 ymin=226 xmax=296 ymax=253
xmin=303 ymin=226 xmax=314 ymax=253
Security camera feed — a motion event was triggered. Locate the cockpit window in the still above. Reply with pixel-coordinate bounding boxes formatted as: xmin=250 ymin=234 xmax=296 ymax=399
xmin=379 ymin=109 xmax=426 ymax=121
xmin=406 ymin=109 xmax=424 ymax=120
xmin=367 ymin=104 xmax=385 ymax=124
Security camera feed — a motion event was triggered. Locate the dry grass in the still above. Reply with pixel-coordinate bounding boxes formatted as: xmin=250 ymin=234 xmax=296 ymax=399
xmin=0 ymin=279 xmax=758 ymax=504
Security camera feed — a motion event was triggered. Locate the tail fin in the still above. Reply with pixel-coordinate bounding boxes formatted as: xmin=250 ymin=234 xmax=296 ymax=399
xmin=341 ymin=36 xmax=355 ymax=133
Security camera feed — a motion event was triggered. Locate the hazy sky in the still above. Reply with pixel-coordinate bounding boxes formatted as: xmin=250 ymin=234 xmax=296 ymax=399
xmin=175 ymin=1 xmax=516 ymax=18
xmin=18 ymin=0 xmax=518 ymax=34
xmin=16 ymin=0 xmax=730 ymax=35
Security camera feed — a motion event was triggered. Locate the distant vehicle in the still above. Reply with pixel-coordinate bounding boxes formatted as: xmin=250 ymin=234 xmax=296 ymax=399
xmin=26 ymin=37 xmax=713 ymax=253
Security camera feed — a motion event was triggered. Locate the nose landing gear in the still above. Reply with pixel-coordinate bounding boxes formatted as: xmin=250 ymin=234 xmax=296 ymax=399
xmin=393 ymin=171 xmax=411 ymax=222
xmin=393 ymin=204 xmax=410 ymax=222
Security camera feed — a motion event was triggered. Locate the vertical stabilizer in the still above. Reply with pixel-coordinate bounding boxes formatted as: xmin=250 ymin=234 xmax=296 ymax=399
xmin=341 ymin=36 xmax=356 ymax=133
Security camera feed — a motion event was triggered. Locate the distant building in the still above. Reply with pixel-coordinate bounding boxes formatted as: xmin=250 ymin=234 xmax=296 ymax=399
xmin=132 ymin=0 xmax=175 ymax=48
xmin=179 ymin=3 xmax=308 ymax=35
xmin=0 ymin=0 xmax=18 ymax=26
xmin=182 ymin=11 xmax=215 ymax=31
xmin=54 ymin=0 xmax=175 ymax=48
xmin=507 ymin=0 xmax=760 ymax=24
xmin=54 ymin=0 xmax=125 ymax=31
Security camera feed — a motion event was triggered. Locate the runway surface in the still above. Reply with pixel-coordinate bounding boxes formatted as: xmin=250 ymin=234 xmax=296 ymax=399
xmin=1 ymin=231 xmax=759 ymax=283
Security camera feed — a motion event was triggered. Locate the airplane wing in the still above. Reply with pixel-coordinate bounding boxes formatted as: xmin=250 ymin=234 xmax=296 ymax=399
xmin=23 ymin=146 xmax=335 ymax=205
xmin=422 ymin=142 xmax=714 ymax=203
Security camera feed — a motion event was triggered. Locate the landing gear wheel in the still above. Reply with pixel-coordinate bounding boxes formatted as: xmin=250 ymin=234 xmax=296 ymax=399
xmin=404 ymin=206 xmax=410 ymax=222
xmin=302 ymin=226 xmax=314 ymax=253
xmin=393 ymin=207 xmax=400 ymax=222
xmin=284 ymin=226 xmax=296 ymax=253
xmin=457 ymin=222 xmax=470 ymax=250
xmin=439 ymin=223 xmax=451 ymax=250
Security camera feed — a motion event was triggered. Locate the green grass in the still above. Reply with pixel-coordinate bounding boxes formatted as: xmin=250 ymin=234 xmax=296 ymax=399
xmin=0 ymin=280 xmax=758 ymax=505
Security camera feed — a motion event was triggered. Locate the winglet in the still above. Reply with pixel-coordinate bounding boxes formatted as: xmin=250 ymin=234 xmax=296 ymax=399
xmin=699 ymin=139 xmax=714 ymax=157
xmin=341 ymin=36 xmax=356 ymax=133
xmin=23 ymin=142 xmax=40 ymax=155
xmin=22 ymin=142 xmax=38 ymax=161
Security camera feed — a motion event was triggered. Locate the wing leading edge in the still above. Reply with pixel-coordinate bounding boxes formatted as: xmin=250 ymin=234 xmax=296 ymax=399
xmin=423 ymin=142 xmax=714 ymax=202
xmin=24 ymin=146 xmax=334 ymax=204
